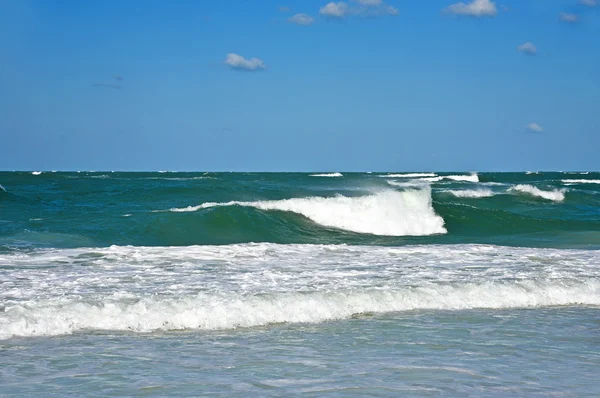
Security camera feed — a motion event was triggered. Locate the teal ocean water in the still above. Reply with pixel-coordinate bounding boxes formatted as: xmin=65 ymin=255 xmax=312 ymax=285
xmin=1 ymin=171 xmax=599 ymax=396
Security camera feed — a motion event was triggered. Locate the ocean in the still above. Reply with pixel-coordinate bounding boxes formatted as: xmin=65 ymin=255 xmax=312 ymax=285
xmin=1 ymin=171 xmax=599 ymax=396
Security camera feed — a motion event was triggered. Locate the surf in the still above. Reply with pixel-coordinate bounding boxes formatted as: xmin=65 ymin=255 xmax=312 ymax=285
xmin=168 ymin=189 xmax=447 ymax=237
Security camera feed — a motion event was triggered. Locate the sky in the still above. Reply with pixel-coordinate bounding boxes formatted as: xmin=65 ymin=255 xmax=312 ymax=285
xmin=0 ymin=0 xmax=599 ymax=171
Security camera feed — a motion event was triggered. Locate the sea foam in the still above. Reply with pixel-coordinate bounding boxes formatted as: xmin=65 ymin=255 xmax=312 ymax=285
xmin=446 ymin=189 xmax=495 ymax=198
xmin=170 ymin=189 xmax=447 ymax=236
xmin=562 ymin=179 xmax=600 ymax=185
xmin=508 ymin=184 xmax=565 ymax=202
xmin=381 ymin=173 xmax=437 ymax=178
xmin=310 ymin=173 xmax=343 ymax=177
xmin=2 ymin=243 xmax=599 ymax=339
xmin=1 ymin=281 xmax=598 ymax=339
xmin=416 ymin=174 xmax=479 ymax=183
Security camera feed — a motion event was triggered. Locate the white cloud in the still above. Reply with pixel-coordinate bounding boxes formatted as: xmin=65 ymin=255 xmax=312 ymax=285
xmin=579 ymin=0 xmax=597 ymax=7
xmin=320 ymin=2 xmax=349 ymax=18
xmin=526 ymin=123 xmax=544 ymax=133
xmin=367 ymin=4 xmax=399 ymax=16
xmin=355 ymin=0 xmax=383 ymax=5
xmin=224 ymin=53 xmax=266 ymax=71
xmin=444 ymin=0 xmax=497 ymax=17
xmin=559 ymin=12 xmax=580 ymax=23
xmin=517 ymin=42 xmax=537 ymax=55
xmin=320 ymin=0 xmax=398 ymax=18
xmin=288 ymin=13 xmax=315 ymax=25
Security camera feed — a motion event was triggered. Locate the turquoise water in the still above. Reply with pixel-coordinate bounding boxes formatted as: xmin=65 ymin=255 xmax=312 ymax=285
xmin=1 ymin=171 xmax=599 ymax=396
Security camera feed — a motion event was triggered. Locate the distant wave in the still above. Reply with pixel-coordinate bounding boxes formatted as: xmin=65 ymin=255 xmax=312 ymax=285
xmin=310 ymin=173 xmax=343 ymax=177
xmin=381 ymin=173 xmax=437 ymax=178
xmin=386 ymin=180 xmax=429 ymax=189
xmin=508 ymin=184 xmax=565 ymax=202
xmin=2 ymin=280 xmax=597 ymax=339
xmin=416 ymin=174 xmax=479 ymax=183
xmin=31 ymin=171 xmax=42 ymax=176
xmin=562 ymin=179 xmax=600 ymax=185
xmin=169 ymin=189 xmax=447 ymax=237
xmin=145 ymin=176 xmax=214 ymax=181
xmin=445 ymin=189 xmax=495 ymax=198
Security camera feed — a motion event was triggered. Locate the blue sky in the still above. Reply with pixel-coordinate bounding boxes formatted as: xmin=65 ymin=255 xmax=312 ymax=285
xmin=0 ymin=0 xmax=598 ymax=171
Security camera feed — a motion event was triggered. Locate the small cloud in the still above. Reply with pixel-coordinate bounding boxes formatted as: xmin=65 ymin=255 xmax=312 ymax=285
xmin=517 ymin=42 xmax=537 ymax=55
xmin=224 ymin=53 xmax=266 ymax=71
xmin=319 ymin=0 xmax=398 ymax=19
xmin=92 ymin=83 xmax=121 ymax=89
xmin=361 ymin=4 xmax=399 ymax=16
xmin=320 ymin=2 xmax=349 ymax=18
xmin=355 ymin=0 xmax=382 ymax=5
xmin=579 ymin=0 xmax=597 ymax=7
xmin=288 ymin=13 xmax=315 ymax=25
xmin=443 ymin=0 xmax=497 ymax=17
xmin=279 ymin=6 xmax=291 ymax=12
xmin=559 ymin=12 xmax=580 ymax=23
xmin=112 ymin=75 xmax=124 ymax=81
xmin=526 ymin=123 xmax=544 ymax=133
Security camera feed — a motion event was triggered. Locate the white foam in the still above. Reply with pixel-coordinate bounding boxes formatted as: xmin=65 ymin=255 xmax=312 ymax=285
xmin=1 ymin=281 xmax=597 ymax=339
xmin=413 ymin=174 xmax=479 ymax=183
xmin=381 ymin=173 xmax=437 ymax=178
xmin=446 ymin=189 xmax=495 ymax=198
xmin=1 ymin=243 xmax=599 ymax=339
xmin=31 ymin=171 xmax=42 ymax=175
xmin=386 ymin=180 xmax=429 ymax=189
xmin=562 ymin=179 xmax=600 ymax=185
xmin=526 ymin=171 xmax=539 ymax=175
xmin=0 ymin=184 xmax=5 ymax=192
xmin=445 ymin=174 xmax=479 ymax=182
xmin=169 ymin=189 xmax=447 ymax=236
xmin=508 ymin=184 xmax=565 ymax=202
xmin=310 ymin=173 xmax=343 ymax=177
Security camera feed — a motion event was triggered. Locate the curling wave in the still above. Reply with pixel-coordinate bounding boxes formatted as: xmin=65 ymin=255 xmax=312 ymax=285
xmin=508 ymin=184 xmax=566 ymax=202
xmin=169 ymin=189 xmax=447 ymax=236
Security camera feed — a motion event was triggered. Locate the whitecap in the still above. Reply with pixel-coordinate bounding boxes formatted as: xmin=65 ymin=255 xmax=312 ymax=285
xmin=562 ymin=179 xmax=600 ymax=185
xmin=380 ymin=173 xmax=437 ymax=178
xmin=310 ymin=173 xmax=343 ymax=178
xmin=445 ymin=189 xmax=495 ymax=198
xmin=169 ymin=189 xmax=446 ymax=236
xmin=508 ymin=184 xmax=565 ymax=202
xmin=1 ymin=280 xmax=597 ymax=339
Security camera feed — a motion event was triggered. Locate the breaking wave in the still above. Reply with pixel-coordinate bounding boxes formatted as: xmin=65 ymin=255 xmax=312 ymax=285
xmin=169 ymin=189 xmax=447 ymax=236
xmin=310 ymin=173 xmax=343 ymax=177
xmin=1 ymin=280 xmax=597 ymax=339
xmin=508 ymin=184 xmax=566 ymax=202
xmin=562 ymin=179 xmax=600 ymax=185
xmin=445 ymin=189 xmax=495 ymax=198
xmin=416 ymin=174 xmax=479 ymax=183
xmin=381 ymin=173 xmax=437 ymax=178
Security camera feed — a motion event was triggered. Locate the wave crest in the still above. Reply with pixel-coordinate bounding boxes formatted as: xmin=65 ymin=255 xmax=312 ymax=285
xmin=2 ymin=281 xmax=597 ymax=339
xmin=509 ymin=184 xmax=565 ymax=202
xmin=170 ymin=189 xmax=447 ymax=236
xmin=310 ymin=173 xmax=343 ymax=177
xmin=562 ymin=179 xmax=600 ymax=185
xmin=445 ymin=189 xmax=495 ymax=198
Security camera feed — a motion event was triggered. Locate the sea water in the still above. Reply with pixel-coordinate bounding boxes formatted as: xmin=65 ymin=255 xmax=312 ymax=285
xmin=1 ymin=171 xmax=599 ymax=396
